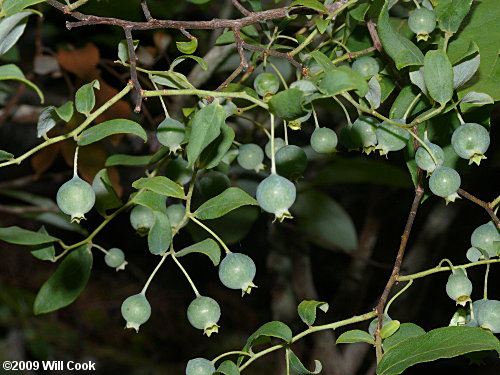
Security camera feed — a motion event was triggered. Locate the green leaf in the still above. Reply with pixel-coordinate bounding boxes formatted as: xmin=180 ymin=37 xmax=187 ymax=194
xmin=319 ymin=66 xmax=369 ymax=97
xmin=314 ymin=17 xmax=328 ymax=34
xmin=186 ymin=103 xmax=226 ymax=167
xmin=383 ymin=323 xmax=425 ymax=351
xmin=187 ymin=0 xmax=211 ymax=4
xmin=292 ymin=190 xmax=358 ymax=252
xmin=268 ymin=88 xmax=308 ymax=121
xmin=148 ymin=211 xmax=171 ymax=255
xmin=198 ymin=125 xmax=235 ymax=169
xmin=151 ymin=71 xmax=193 ymax=89
xmin=132 ymin=176 xmax=185 ymax=199
xmin=1 ymin=0 xmax=45 ymax=17
xmin=0 ymin=150 xmax=14 ymax=161
xmin=29 ymin=226 xmax=56 ymax=262
xmin=0 ymin=226 xmax=58 ymax=245
xmin=0 ymin=64 xmax=43 ymax=101
xmin=92 ymin=169 xmax=122 ymax=216
xmin=460 ymin=91 xmax=494 ymax=105
xmin=55 ymin=101 xmax=74 ymax=122
xmin=336 ymin=330 xmax=375 ymax=345
xmin=36 ymin=106 xmax=58 ymax=138
xmin=0 ymin=11 xmax=31 ymax=56
xmin=288 ymin=350 xmax=322 ymax=375
xmin=310 ymin=50 xmax=335 ymax=72
xmin=424 ymin=50 xmax=453 ymax=105
xmin=350 ymin=0 xmax=371 ymax=21
xmin=105 ymin=154 xmax=152 ymax=167
xmin=380 ymin=320 xmax=401 ymax=339
xmin=77 ymin=119 xmax=147 ymax=146
xmin=176 ymin=239 xmax=221 ymax=266
xmin=244 ymin=321 xmax=293 ymax=351
xmin=453 ymin=54 xmax=480 ymax=89
xmin=117 ymin=39 xmax=138 ymax=63
xmin=214 ymin=360 xmax=240 ymax=375
xmin=170 ymin=55 xmax=208 ymax=71
xmin=33 ymin=245 xmax=93 ymax=314
xmin=75 ymin=80 xmax=100 ymax=115
xmin=377 ymin=3 xmax=424 ymax=69
xmin=297 ymin=300 xmax=329 ymax=326
xmin=176 ymin=38 xmax=198 ymax=54
xmin=195 ymin=187 xmax=258 ymax=220
xmin=377 ymin=326 xmax=500 ymax=375
xmin=132 ymin=190 xmax=167 ymax=214
xmin=290 ymin=0 xmax=327 ymax=13
xmin=366 ymin=76 xmax=382 ymax=109
xmin=390 ymin=85 xmax=428 ymax=119
xmin=436 ymin=0 xmax=473 ymax=34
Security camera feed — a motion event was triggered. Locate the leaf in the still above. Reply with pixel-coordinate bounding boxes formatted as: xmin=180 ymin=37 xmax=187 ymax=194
xmin=75 ymin=80 xmax=100 ymax=115
xmin=132 ymin=176 xmax=185 ymax=199
xmin=297 ymin=300 xmax=329 ymax=326
xmin=377 ymin=3 xmax=424 ymax=69
xmin=186 ymin=103 xmax=226 ymax=167
xmin=170 ymin=55 xmax=208 ymax=71
xmin=244 ymin=321 xmax=293 ymax=351
xmin=319 ymin=66 xmax=369 ymax=97
xmin=460 ymin=91 xmax=494 ymax=105
xmin=105 ymin=154 xmax=152 ymax=166
xmin=336 ymin=330 xmax=375 ymax=345
xmin=198 ymin=125 xmax=235 ymax=169
xmin=0 ymin=11 xmax=31 ymax=56
xmin=77 ymin=119 xmax=147 ymax=146
xmin=176 ymin=239 xmax=221 ymax=266
xmin=29 ymin=226 xmax=56 ymax=261
xmin=437 ymin=0 xmax=473 ymax=34
xmin=117 ymin=39 xmax=138 ymax=63
xmin=151 ymin=71 xmax=193 ymax=89
xmin=380 ymin=320 xmax=401 ymax=339
xmin=292 ymin=190 xmax=358 ymax=252
xmin=36 ymin=106 xmax=58 ymax=138
xmin=366 ymin=76 xmax=381 ymax=109
xmin=383 ymin=323 xmax=425 ymax=351
xmin=288 ymin=350 xmax=322 ymax=374
xmin=33 ymin=245 xmax=92 ymax=314
xmin=0 ymin=64 xmax=43 ymax=101
xmin=314 ymin=17 xmax=328 ymax=34
xmin=409 ymin=67 xmax=427 ymax=96
xmin=0 ymin=150 xmax=14 ymax=161
xmin=268 ymin=88 xmax=308 ymax=121
xmin=176 ymin=38 xmax=198 ymax=54
xmin=390 ymin=85 xmax=428 ymax=119
xmin=453 ymin=54 xmax=480 ymax=89
xmin=424 ymin=50 xmax=453 ymax=105
xmin=290 ymin=0 xmax=327 ymax=13
xmin=148 ymin=211 xmax=171 ymax=255
xmin=55 ymin=101 xmax=74 ymax=122
xmin=376 ymin=326 xmax=500 ymax=375
xmin=0 ymin=226 xmax=58 ymax=245
xmin=214 ymin=360 xmax=240 ymax=375
xmin=132 ymin=190 xmax=167 ymax=214
xmin=195 ymin=187 xmax=258 ymax=220
xmin=92 ymin=169 xmax=122 ymax=216
xmin=1 ymin=0 xmax=45 ymax=16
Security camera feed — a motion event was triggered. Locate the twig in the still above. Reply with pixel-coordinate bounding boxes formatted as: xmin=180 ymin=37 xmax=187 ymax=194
xmin=140 ymin=0 xmax=153 ymax=21
xmin=0 ymin=205 xmax=59 ymax=214
xmin=458 ymin=188 xmax=500 ymax=228
xmin=232 ymin=0 xmax=252 ymax=16
xmin=123 ymin=28 xmax=142 ymax=112
xmin=242 ymin=42 xmax=302 ymax=70
xmin=366 ymin=20 xmax=382 ymax=52
xmin=0 ymin=82 xmax=26 ymax=127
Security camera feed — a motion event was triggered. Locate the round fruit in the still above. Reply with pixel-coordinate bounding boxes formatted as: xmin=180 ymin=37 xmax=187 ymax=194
xmin=290 ymin=80 xmax=317 ymax=95
xmin=265 ymin=137 xmax=286 ymax=158
xmin=187 ymin=296 xmax=221 ymax=336
xmin=471 ymin=221 xmax=500 ymax=258
xmin=237 ymin=143 xmax=265 ymax=172
xmin=121 ymin=293 xmax=151 ymax=332
xmin=219 ymin=253 xmax=257 ymax=295
xmin=254 ymin=72 xmax=279 ymax=97
xmin=351 ymin=116 xmax=379 ymax=153
xmin=408 ymin=8 xmax=437 ymax=41
xmin=428 ymin=166 xmax=461 ymax=202
xmin=105 ymin=248 xmax=126 ymax=269
xmin=56 ymin=176 xmax=96 ymax=223
xmin=415 ymin=141 xmax=445 ymax=173
xmin=167 ymin=203 xmax=187 ymax=229
xmin=256 ymin=174 xmax=296 ymax=221
xmin=352 ymin=56 xmax=380 ymax=78
xmin=445 ymin=273 xmax=472 ymax=303
xmin=199 ymin=171 xmax=231 ymax=198
xmin=375 ymin=121 xmax=410 ymax=155
xmin=368 ymin=314 xmax=392 ymax=337
xmin=275 ymin=145 xmax=308 ymax=179
xmin=475 ymin=299 xmax=500 ymax=333
xmin=310 ymin=127 xmax=338 ymax=154
xmin=130 ymin=205 xmax=155 ymax=233
xmin=451 ymin=123 xmax=490 ymax=165
xmin=165 ymin=158 xmax=192 ymax=185
xmin=186 ymin=358 xmax=215 ymax=375
xmin=156 ymin=118 xmax=185 ymax=153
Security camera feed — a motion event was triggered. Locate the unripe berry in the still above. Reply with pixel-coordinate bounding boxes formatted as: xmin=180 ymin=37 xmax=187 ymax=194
xmin=121 ymin=293 xmax=151 ymax=332
xmin=156 ymin=118 xmax=185 ymax=154
xmin=310 ymin=127 xmax=338 ymax=154
xmin=105 ymin=247 xmax=127 ymax=270
xmin=219 ymin=253 xmax=257 ymax=295
xmin=130 ymin=205 xmax=155 ymax=234
xmin=57 ymin=176 xmax=96 ymax=223
xmin=446 ymin=273 xmax=472 ymax=305
xmin=429 ymin=166 xmax=461 ymax=204
xmin=186 ymin=358 xmax=215 ymax=375
xmin=167 ymin=203 xmax=187 ymax=229
xmin=256 ymin=174 xmax=296 ymax=222
xmin=187 ymin=296 xmax=221 ymax=337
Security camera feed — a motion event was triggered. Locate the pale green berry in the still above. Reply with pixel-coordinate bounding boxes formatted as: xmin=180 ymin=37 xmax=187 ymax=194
xmin=254 ymin=73 xmax=279 ymax=97
xmin=130 ymin=205 xmax=155 ymax=233
xmin=451 ymin=123 xmax=490 ymax=165
xmin=265 ymin=137 xmax=286 ymax=158
xmin=121 ymin=293 xmax=151 ymax=332
xmin=167 ymin=203 xmax=187 ymax=229
xmin=256 ymin=174 xmax=296 ymax=221
xmin=57 ymin=176 xmax=96 ymax=223
xmin=187 ymin=296 xmax=221 ymax=337
xmin=310 ymin=127 xmax=338 ymax=154
xmin=471 ymin=222 xmax=500 ymax=258
xmin=156 ymin=118 xmax=185 ymax=153
xmin=446 ymin=273 xmax=472 ymax=305
xmin=186 ymin=358 xmax=215 ymax=375
xmin=415 ymin=142 xmax=445 ymax=173
xmin=237 ymin=143 xmax=265 ymax=172
xmin=219 ymin=253 xmax=257 ymax=295
xmin=429 ymin=166 xmax=461 ymax=203
xmin=352 ymin=56 xmax=380 ymax=78
xmin=105 ymin=248 xmax=126 ymax=270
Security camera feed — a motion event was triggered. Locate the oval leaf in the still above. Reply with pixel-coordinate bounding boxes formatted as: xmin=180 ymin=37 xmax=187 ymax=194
xmin=176 ymin=238 xmax=221 ymax=266
xmin=424 ymin=50 xmax=453 ymax=105
xmin=33 ymin=245 xmax=93 ymax=314
xmin=0 ymin=150 xmax=14 ymax=161
xmin=0 ymin=225 xmax=58 ymax=245
xmin=148 ymin=211 xmax=172 ymax=255
xmin=171 ymin=55 xmax=208 ymax=71
xmin=380 ymin=320 xmax=401 ymax=339
xmin=195 ymin=187 xmax=258 ymax=220
xmin=288 ymin=349 xmax=322 ymax=375
xmin=132 ymin=191 xmax=167 ymax=214
xmin=105 ymin=154 xmax=152 ymax=167
xmin=132 ymin=176 xmax=185 ymax=199
xmin=92 ymin=169 xmax=122 ymax=216
xmin=244 ymin=321 xmax=293 ymax=351
xmin=78 ymin=119 xmax=147 ymax=146
xmin=198 ymin=124 xmax=235 ymax=169
xmin=383 ymin=323 xmax=426 ymax=351
xmin=366 ymin=76 xmax=382 ymax=109
xmin=437 ymin=0 xmax=473 ymax=34
xmin=75 ymin=79 xmax=100 ymax=115
xmin=290 ymin=0 xmax=327 ymax=13
xmin=453 ymin=54 xmax=480 ymax=89
xmin=37 ymin=106 xmax=58 ymax=138
xmin=310 ymin=50 xmax=335 ymax=72
xmin=268 ymin=88 xmax=308 ymax=121
xmin=1 ymin=0 xmax=45 ymax=16
xmin=319 ymin=66 xmax=369 ymax=97
xmin=214 ymin=360 xmax=240 ymax=375
xmin=29 ymin=226 xmax=56 ymax=262
xmin=0 ymin=64 xmax=44 ymax=101
xmin=176 ymin=38 xmax=198 ymax=54
xmin=298 ymin=300 xmax=329 ymax=326
xmin=460 ymin=91 xmax=494 ymax=105
xmin=0 ymin=11 xmax=31 ymax=56
xmin=336 ymin=330 xmax=375 ymax=345
xmin=55 ymin=101 xmax=74 ymax=122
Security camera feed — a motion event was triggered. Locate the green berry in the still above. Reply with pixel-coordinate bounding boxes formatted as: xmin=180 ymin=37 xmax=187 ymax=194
xmin=187 ymin=296 xmax=221 ymax=337
xmin=471 ymin=222 xmax=500 ymax=258
xmin=219 ymin=253 xmax=257 ymax=295
xmin=121 ymin=293 xmax=151 ymax=332
xmin=167 ymin=203 xmax=187 ymax=229
xmin=475 ymin=299 xmax=500 ymax=333
xmin=105 ymin=248 xmax=126 ymax=270
xmin=265 ymin=137 xmax=286 ymax=158
xmin=199 ymin=171 xmax=230 ymax=198
xmin=428 ymin=166 xmax=461 ymax=203
xmin=130 ymin=205 xmax=155 ymax=233
xmin=254 ymin=73 xmax=280 ymax=97
xmin=186 ymin=358 xmax=215 ymax=375
xmin=165 ymin=158 xmax=192 ymax=186
xmin=446 ymin=273 xmax=472 ymax=305
xmin=451 ymin=123 xmax=490 ymax=165
xmin=156 ymin=118 xmax=185 ymax=153
xmin=352 ymin=56 xmax=380 ymax=78
xmin=415 ymin=142 xmax=445 ymax=173
xmin=351 ymin=116 xmax=379 ymax=153
xmin=376 ymin=121 xmax=410 ymax=155
xmin=408 ymin=8 xmax=436 ymax=41
xmin=310 ymin=127 xmax=338 ymax=154
xmin=256 ymin=174 xmax=296 ymax=221
xmin=237 ymin=143 xmax=265 ymax=172
xmin=368 ymin=314 xmax=392 ymax=337
xmin=57 ymin=176 xmax=96 ymax=223
xmin=275 ymin=145 xmax=308 ymax=180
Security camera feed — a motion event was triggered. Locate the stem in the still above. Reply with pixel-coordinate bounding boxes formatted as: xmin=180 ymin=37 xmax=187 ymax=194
xmin=490 ymin=195 xmax=500 ymax=208
xmin=170 ymin=246 xmax=200 ymax=297
xmin=150 ymin=78 xmax=170 ymax=118
xmin=483 ymin=263 xmax=490 ymax=300
xmin=396 ymin=259 xmax=499 ymax=281
xmin=283 ymin=121 xmax=289 ymax=145
xmin=403 ymin=93 xmax=422 ymax=121
xmin=437 ymin=258 xmax=455 ymax=270
xmin=268 ymin=61 xmax=288 ymax=89
xmin=333 ymin=96 xmax=352 ymax=125
xmin=91 ymin=243 xmax=108 ymax=255
xmin=270 ymin=114 xmax=277 ymax=174
xmin=409 ymin=130 xmax=438 ymax=166
xmin=457 ymin=189 xmax=500 ymax=228
xmin=311 ymin=103 xmax=320 ymax=129
xmin=384 ymin=280 xmax=413 ymax=315
xmin=285 ymin=348 xmax=291 ymax=375
xmin=212 ymin=351 xmax=252 ymax=364
xmin=73 ymin=146 xmax=79 ymax=177
xmin=141 ymin=252 xmax=170 ymax=294
xmin=190 ymin=216 xmax=231 ymax=254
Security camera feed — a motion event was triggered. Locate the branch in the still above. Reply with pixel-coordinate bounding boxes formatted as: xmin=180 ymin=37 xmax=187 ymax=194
xmin=124 ymin=28 xmax=143 ymax=112
xmin=457 ymin=188 xmax=500 ymax=228
xmin=243 ymin=42 xmax=303 ymax=70
xmin=232 ymin=0 xmax=251 ymax=16
xmin=140 ymin=0 xmax=153 ymax=21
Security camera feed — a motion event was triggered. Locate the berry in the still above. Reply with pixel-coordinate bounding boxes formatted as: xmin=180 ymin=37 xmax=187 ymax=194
xmin=187 ymin=296 xmax=221 ymax=337
xmin=352 ymin=56 xmax=380 ymax=78
xmin=471 ymin=222 xmax=500 ymax=258
xmin=368 ymin=314 xmax=392 ymax=337
xmin=408 ymin=8 xmax=436 ymax=41
xmin=156 ymin=118 xmax=185 ymax=153
xmin=186 ymin=358 xmax=216 ymax=375
xmin=254 ymin=72 xmax=279 ymax=97
xmin=265 ymin=137 xmax=286 ymax=158
xmin=219 ymin=253 xmax=257 ymax=295
xmin=199 ymin=171 xmax=230 ymax=198
xmin=105 ymin=248 xmax=127 ymax=270
xmin=415 ymin=141 xmax=445 ymax=173
xmin=375 ymin=121 xmax=410 ymax=155
xmin=167 ymin=203 xmax=187 ymax=229
xmin=121 ymin=293 xmax=151 ymax=332
xmin=256 ymin=174 xmax=296 ymax=221
xmin=428 ymin=166 xmax=461 ymax=203
xmin=130 ymin=205 xmax=155 ymax=234
xmin=290 ymin=80 xmax=317 ymax=95
xmin=351 ymin=116 xmax=379 ymax=153
xmin=310 ymin=127 xmax=338 ymax=154
xmin=275 ymin=145 xmax=308 ymax=180
xmin=475 ymin=299 xmax=500 ymax=333
xmin=165 ymin=158 xmax=193 ymax=186
xmin=446 ymin=273 xmax=472 ymax=305
xmin=451 ymin=123 xmax=490 ymax=165
xmin=56 ymin=176 xmax=96 ymax=223
xmin=468 ymin=299 xmax=488 ymax=327
xmin=237 ymin=143 xmax=265 ymax=172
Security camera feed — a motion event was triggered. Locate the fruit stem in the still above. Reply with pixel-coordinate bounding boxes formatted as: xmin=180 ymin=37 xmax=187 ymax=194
xmin=332 ymin=95 xmax=352 ymax=125
xmin=412 ymin=0 xmax=420 ymax=9
xmin=453 ymin=104 xmax=465 ymax=125
xmin=141 ymin=252 xmax=170 ymax=295
xmin=268 ymin=61 xmax=288 ymax=90
xmin=73 ymin=146 xmax=79 ymax=178
xmin=384 ymin=279 xmax=413 ymax=315
xmin=190 ymin=216 xmax=232 ymax=254
xmin=311 ymin=103 xmax=320 ymax=129
xmin=402 ymin=92 xmax=422 ymax=121
xmin=150 ymin=78 xmax=170 ymax=118
xmin=270 ymin=114 xmax=277 ymax=174
xmin=483 ymin=263 xmax=490 ymax=300
xmin=409 ymin=130 xmax=439 ymax=166
xmin=285 ymin=348 xmax=291 ymax=375
xmin=90 ymin=243 xmax=108 ymax=255
xmin=437 ymin=258 xmax=455 ymax=271
xmin=211 ymin=351 xmax=252 ymax=365
xmin=169 ymin=245 xmax=201 ymax=297
xmin=283 ymin=121 xmax=289 ymax=145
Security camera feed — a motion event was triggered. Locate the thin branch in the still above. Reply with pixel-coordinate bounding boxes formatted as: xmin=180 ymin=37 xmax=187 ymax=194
xmin=242 ymin=42 xmax=302 ymax=70
xmin=458 ymin=188 xmax=500 ymax=228
xmin=0 ymin=82 xmax=26 ymax=127
xmin=123 ymin=27 xmax=143 ymax=113
xmin=0 ymin=205 xmax=59 ymax=214
xmin=140 ymin=0 xmax=153 ymax=21
xmin=366 ymin=20 xmax=382 ymax=52
xmin=179 ymin=27 xmax=195 ymax=40
xmin=232 ymin=0 xmax=252 ymax=16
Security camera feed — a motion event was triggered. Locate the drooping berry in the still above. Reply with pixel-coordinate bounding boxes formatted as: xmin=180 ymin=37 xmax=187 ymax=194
xmin=105 ymin=247 xmax=127 ymax=270
xmin=265 ymin=137 xmax=286 ymax=158
xmin=254 ymin=72 xmax=280 ymax=97
xmin=219 ymin=253 xmax=257 ymax=296
xmin=408 ymin=8 xmax=437 ymax=41
xmin=199 ymin=171 xmax=230 ymax=198
xmin=275 ymin=145 xmax=308 ymax=180
xmin=167 ymin=203 xmax=187 ymax=229
xmin=351 ymin=116 xmax=379 ymax=154
xmin=475 ymin=299 xmax=500 ymax=333
xmin=376 ymin=120 xmax=410 ymax=155
xmin=130 ymin=205 xmax=155 ymax=234
xmin=256 ymin=174 xmax=296 ymax=221
xmin=428 ymin=166 xmax=461 ymax=203
xmin=415 ymin=141 xmax=445 ymax=173
xmin=451 ymin=123 xmax=490 ymax=165
xmin=56 ymin=176 xmax=96 ymax=223
xmin=187 ymin=296 xmax=221 ymax=337
xmin=186 ymin=358 xmax=216 ymax=375
xmin=237 ymin=143 xmax=265 ymax=172
xmin=470 ymin=221 xmax=500 ymax=258
xmin=156 ymin=118 xmax=186 ymax=153
xmin=446 ymin=272 xmax=472 ymax=305
xmin=121 ymin=293 xmax=151 ymax=332
xmin=352 ymin=56 xmax=380 ymax=78
xmin=310 ymin=127 xmax=338 ymax=154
